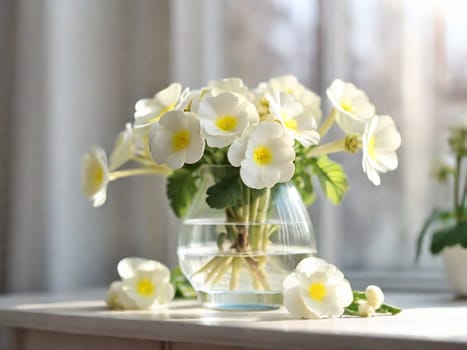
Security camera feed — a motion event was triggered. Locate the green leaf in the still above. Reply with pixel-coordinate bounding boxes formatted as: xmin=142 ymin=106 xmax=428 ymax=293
xmin=206 ymin=173 xmax=243 ymax=209
xmin=292 ymin=167 xmax=316 ymax=206
xmin=415 ymin=209 xmax=453 ymax=263
xmin=166 ymin=168 xmax=200 ymax=218
xmin=170 ymin=266 xmax=196 ymax=299
xmin=430 ymin=221 xmax=467 ymax=255
xmin=310 ymin=156 xmax=349 ymax=205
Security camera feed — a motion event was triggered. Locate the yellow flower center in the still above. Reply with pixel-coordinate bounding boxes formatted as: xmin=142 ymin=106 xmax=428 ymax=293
xmin=253 ymin=145 xmax=273 ymax=166
xmin=340 ymin=100 xmax=353 ymax=113
xmin=280 ymin=111 xmax=298 ymax=132
xmin=137 ymin=278 xmax=155 ymax=296
xmin=172 ymin=129 xmax=190 ymax=151
xmin=308 ymin=282 xmax=327 ymax=301
xmin=367 ymin=136 xmax=376 ymax=160
xmin=93 ymin=165 xmax=104 ymax=187
xmin=284 ymin=118 xmax=298 ymax=132
xmin=260 ymin=97 xmax=269 ymax=107
xmin=216 ymin=115 xmax=238 ymax=132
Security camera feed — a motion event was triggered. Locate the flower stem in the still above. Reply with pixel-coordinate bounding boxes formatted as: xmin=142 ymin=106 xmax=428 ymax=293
xmin=454 ymin=155 xmax=462 ymax=222
xmin=306 ymin=138 xmax=347 ymax=158
xmin=212 ymin=257 xmax=233 ymax=287
xmin=109 ymin=166 xmax=172 ymax=181
xmin=131 ymin=155 xmax=157 ymax=167
xmin=257 ymin=188 xmax=271 ymax=251
xmin=318 ymin=108 xmax=337 ymax=138
xmin=460 ymin=157 xmax=466 ymax=214
xmin=229 ymin=257 xmax=242 ymax=291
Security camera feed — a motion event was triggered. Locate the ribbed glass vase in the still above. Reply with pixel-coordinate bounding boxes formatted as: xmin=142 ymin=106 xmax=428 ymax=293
xmin=177 ymin=165 xmax=316 ymax=310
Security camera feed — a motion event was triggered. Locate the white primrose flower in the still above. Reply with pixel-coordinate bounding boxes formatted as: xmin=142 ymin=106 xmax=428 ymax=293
xmin=362 ymin=115 xmax=401 ymax=186
xmin=283 ymin=257 xmax=353 ymax=319
xmin=149 ymin=110 xmax=205 ymax=170
xmin=198 ymin=91 xmax=259 ymax=148
xmin=82 ymin=147 xmax=109 ymax=207
xmin=268 ymin=91 xmax=320 ymax=147
xmin=299 ymin=89 xmax=322 ymax=124
xmin=327 ymin=79 xmax=375 ymax=134
xmin=134 ymin=83 xmax=190 ymax=128
xmin=105 ymin=281 xmax=137 ymax=310
xmin=256 ymin=75 xmax=322 ymax=123
xmin=189 ymin=78 xmax=253 ymax=115
xmin=365 ymin=285 xmax=384 ymax=309
xmin=109 ymin=123 xmax=134 ymax=171
xmin=118 ymin=257 xmax=175 ymax=309
xmin=229 ymin=121 xmax=295 ymax=189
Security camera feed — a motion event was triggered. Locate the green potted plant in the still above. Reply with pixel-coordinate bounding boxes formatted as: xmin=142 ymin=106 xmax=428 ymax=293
xmin=416 ymin=116 xmax=467 ymax=296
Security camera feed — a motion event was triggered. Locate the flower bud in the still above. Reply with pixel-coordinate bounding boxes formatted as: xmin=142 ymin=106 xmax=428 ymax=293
xmin=358 ymin=302 xmax=376 ymax=317
xmin=344 ymin=134 xmax=362 ymax=154
xmin=448 ymin=115 xmax=467 ymax=156
xmin=430 ymin=154 xmax=455 ymax=182
xmin=365 ymin=285 xmax=384 ymax=309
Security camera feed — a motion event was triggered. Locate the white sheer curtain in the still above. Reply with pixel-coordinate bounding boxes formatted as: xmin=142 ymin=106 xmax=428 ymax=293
xmin=7 ymin=0 xmax=173 ymax=292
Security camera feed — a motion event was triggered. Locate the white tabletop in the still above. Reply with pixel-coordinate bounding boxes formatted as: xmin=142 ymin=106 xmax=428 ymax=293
xmin=0 ymin=290 xmax=466 ymax=349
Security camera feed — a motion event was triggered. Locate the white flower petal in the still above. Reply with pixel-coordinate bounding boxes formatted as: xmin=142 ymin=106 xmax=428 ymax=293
xmin=278 ymin=162 xmax=295 ymax=183
xmin=227 ymin=130 xmax=250 ymax=167
xmin=109 ymin=123 xmax=134 ymax=171
xmin=362 ymin=157 xmax=381 ymax=186
xmin=154 ymin=283 xmax=175 ymax=305
xmin=361 ymin=115 xmax=401 ymax=185
xmin=296 ymin=257 xmax=328 ymax=276
xmin=330 ymin=279 xmax=353 ymax=307
xmin=117 ymin=257 xmax=148 ymax=279
xmin=240 ymin=160 xmax=280 ymax=189
xmin=283 ymin=284 xmax=319 ymax=319
xmin=105 ymin=281 xmax=137 ymax=310
xmin=166 ymin=151 xmax=187 ymax=169
xmin=335 ymin=112 xmax=367 ymax=134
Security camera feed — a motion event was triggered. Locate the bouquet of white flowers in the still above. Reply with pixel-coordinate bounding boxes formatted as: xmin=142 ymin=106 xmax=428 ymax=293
xmin=83 ymin=75 xmax=401 ymax=210
xmin=83 ymin=75 xmax=401 ymax=309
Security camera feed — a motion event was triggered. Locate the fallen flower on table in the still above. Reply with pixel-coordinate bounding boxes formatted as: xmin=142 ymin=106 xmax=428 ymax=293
xmin=283 ymin=257 xmax=402 ymax=319
xmin=105 ymin=257 xmax=175 ymax=310
xmin=282 ymin=257 xmax=353 ymax=319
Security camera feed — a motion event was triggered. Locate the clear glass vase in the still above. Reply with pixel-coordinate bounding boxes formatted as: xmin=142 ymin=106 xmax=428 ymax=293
xmin=177 ymin=165 xmax=316 ymax=310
